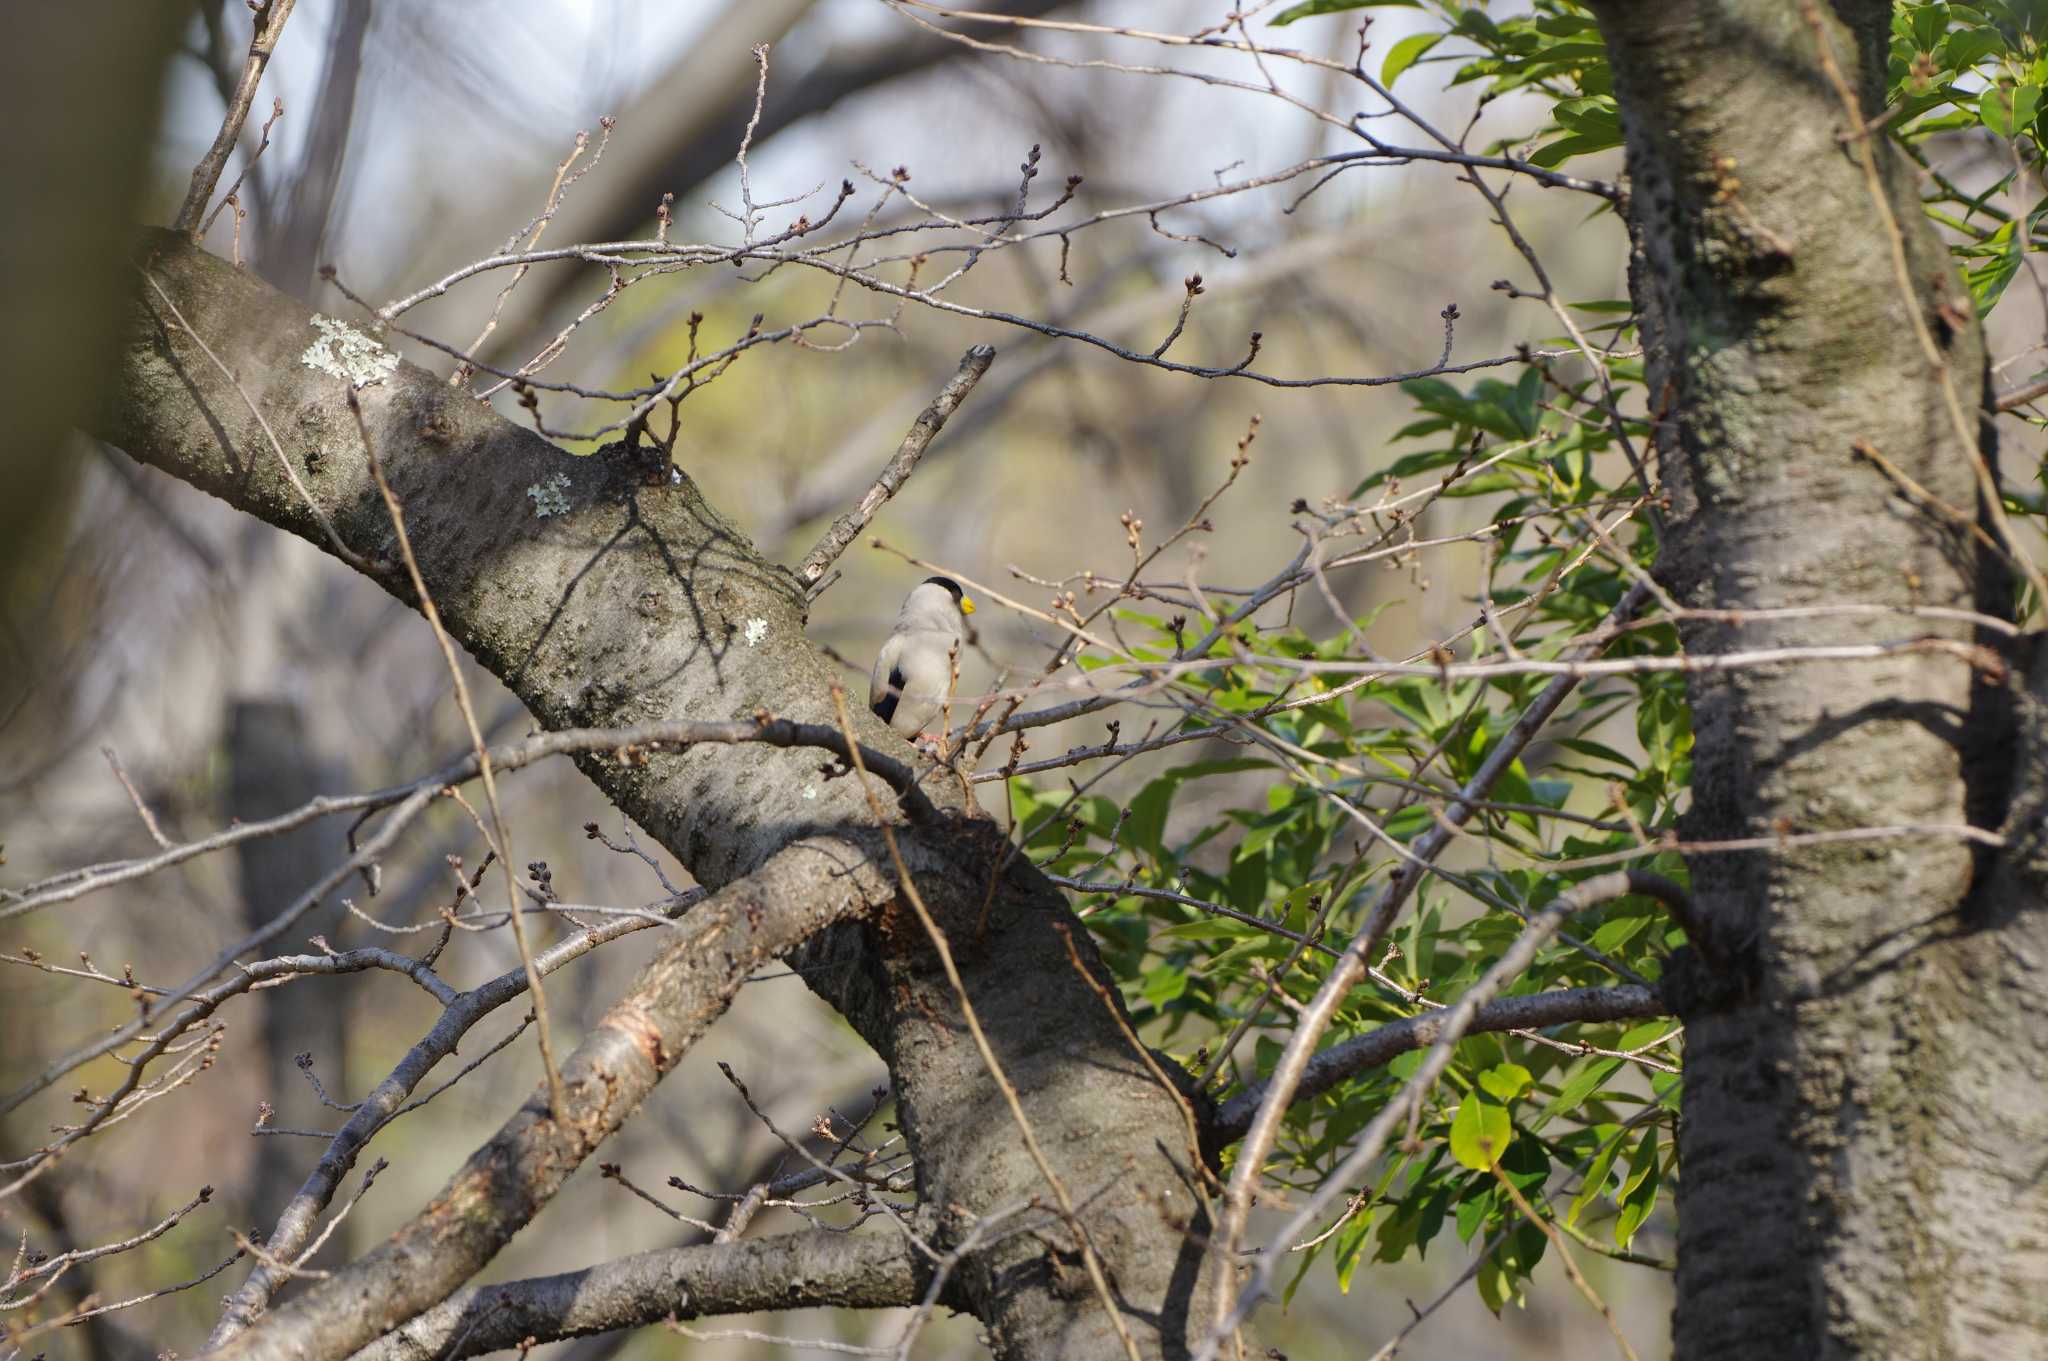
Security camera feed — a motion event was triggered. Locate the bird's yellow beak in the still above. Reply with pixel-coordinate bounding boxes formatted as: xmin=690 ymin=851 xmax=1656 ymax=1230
xmin=960 ymin=596 xmax=977 ymax=615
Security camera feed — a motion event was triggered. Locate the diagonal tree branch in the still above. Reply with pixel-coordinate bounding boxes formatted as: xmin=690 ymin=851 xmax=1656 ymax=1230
xmin=105 ymin=234 xmax=1216 ymax=1361
xmin=346 ymin=1230 xmax=941 ymax=1361
xmin=797 ymin=342 xmax=995 ymax=586
xmin=207 ymin=844 xmax=889 ymax=1361
xmin=206 ymin=897 xmax=696 ymax=1348
xmin=176 ymin=0 xmax=299 ymax=237
xmin=1208 ymin=983 xmax=1667 ymax=1145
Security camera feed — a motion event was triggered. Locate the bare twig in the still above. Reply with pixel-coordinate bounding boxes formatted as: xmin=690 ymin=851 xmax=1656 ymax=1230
xmin=100 ymin=746 xmax=171 ymax=848
xmin=797 ymin=344 xmax=996 ymax=585
xmin=175 ymin=0 xmax=299 ymax=236
xmin=200 ymin=96 xmax=285 ymax=239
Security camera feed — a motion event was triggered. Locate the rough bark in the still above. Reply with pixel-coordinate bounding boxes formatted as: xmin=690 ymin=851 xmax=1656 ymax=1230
xmin=1588 ymin=3 xmax=2048 ymax=1356
xmin=347 ymin=1230 xmax=943 ymax=1361
xmin=103 ymin=233 xmax=1213 ymax=1360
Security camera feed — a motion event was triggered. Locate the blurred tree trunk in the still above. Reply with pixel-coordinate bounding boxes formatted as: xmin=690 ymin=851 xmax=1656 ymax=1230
xmin=229 ymin=699 xmax=351 ymax=1264
xmin=1589 ymin=2 xmax=2048 ymax=1357
xmin=0 ymin=1 xmax=188 ymax=633
xmin=261 ymin=0 xmax=372 ymax=300
xmin=459 ymin=0 xmax=1070 ymax=369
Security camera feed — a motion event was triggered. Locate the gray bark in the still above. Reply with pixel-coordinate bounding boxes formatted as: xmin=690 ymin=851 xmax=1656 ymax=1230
xmin=1588 ymin=2 xmax=2048 ymax=1356
xmin=348 ymin=1230 xmax=942 ymax=1361
xmin=103 ymin=233 xmax=1213 ymax=1361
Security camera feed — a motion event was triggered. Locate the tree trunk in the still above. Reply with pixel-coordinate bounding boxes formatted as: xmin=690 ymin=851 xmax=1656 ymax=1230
xmin=103 ymin=232 xmax=1214 ymax=1361
xmin=1588 ymin=2 xmax=2048 ymax=1356
xmin=229 ymin=699 xmax=353 ymax=1267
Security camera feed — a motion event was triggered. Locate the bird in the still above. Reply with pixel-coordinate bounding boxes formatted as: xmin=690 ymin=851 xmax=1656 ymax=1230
xmin=870 ymin=575 xmax=976 ymax=752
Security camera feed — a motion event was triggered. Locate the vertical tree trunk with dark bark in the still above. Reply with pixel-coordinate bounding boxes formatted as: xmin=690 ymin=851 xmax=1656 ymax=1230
xmin=1588 ymin=2 xmax=2048 ymax=1356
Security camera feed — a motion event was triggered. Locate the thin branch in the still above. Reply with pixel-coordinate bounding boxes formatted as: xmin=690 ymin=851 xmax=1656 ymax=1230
xmin=1198 ymin=871 xmax=1685 ymax=1358
xmin=99 ymin=746 xmax=171 ymax=848
xmin=1208 ymin=984 xmax=1667 ymax=1143
xmin=175 ymin=0 xmax=298 ymax=235
xmin=797 ymin=344 xmax=996 ymax=586
xmin=201 ymin=96 xmax=285 ymax=239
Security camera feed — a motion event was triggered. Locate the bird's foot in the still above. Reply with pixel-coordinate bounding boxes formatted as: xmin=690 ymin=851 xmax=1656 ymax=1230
xmin=912 ymin=732 xmax=946 ymax=759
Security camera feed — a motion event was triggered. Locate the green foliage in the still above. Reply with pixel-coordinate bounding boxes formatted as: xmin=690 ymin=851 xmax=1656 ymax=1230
xmin=1009 ymin=252 xmax=1683 ymax=1309
xmin=1274 ymin=2 xmax=1620 ymax=170
xmin=1014 ymin=0 xmax=2048 ymax=1319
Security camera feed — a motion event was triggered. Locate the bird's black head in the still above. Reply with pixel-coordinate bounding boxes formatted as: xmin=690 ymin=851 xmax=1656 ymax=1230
xmin=923 ymin=575 xmax=965 ymax=605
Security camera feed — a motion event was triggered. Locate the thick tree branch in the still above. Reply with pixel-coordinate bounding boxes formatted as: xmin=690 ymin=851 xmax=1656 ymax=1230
xmin=207 ymin=901 xmax=694 ymax=1347
xmin=208 ymin=846 xmax=888 ymax=1361
xmin=107 ymin=235 xmax=1210 ymax=1361
xmin=347 ymin=1231 xmax=938 ymax=1361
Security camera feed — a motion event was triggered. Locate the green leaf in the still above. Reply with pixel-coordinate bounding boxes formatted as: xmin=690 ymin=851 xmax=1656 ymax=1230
xmin=1476 ymin=1254 xmax=1521 ymax=1315
xmin=1617 ymin=1019 xmax=1675 ymax=1050
xmin=1529 ymin=132 xmax=1621 ymax=169
xmin=1619 ymin=1126 xmax=1659 ymax=1201
xmin=1590 ymin=910 xmax=1652 ymax=954
xmin=1124 ymin=778 xmax=1175 ymax=859
xmin=1449 ymin=1093 xmax=1513 ymax=1170
xmin=1478 ymin=1062 xmax=1534 ymax=1102
xmin=1455 ymin=1184 xmax=1496 ymax=1243
xmin=1498 ymin=1131 xmax=1551 ymax=1192
xmin=1382 ymin=31 xmax=1442 ymax=87
xmin=1536 ymin=1056 xmax=1623 ymax=1132
xmin=1980 ymin=79 xmax=2042 ymax=138
xmin=1615 ymin=1132 xmax=1662 ymax=1248
xmin=1332 ymin=1204 xmax=1379 ymax=1293
xmin=1141 ymin=963 xmax=1189 ymax=1008
xmin=1567 ymin=1132 xmax=1624 ymax=1227
xmin=1966 ymin=220 xmax=2021 ymax=313
xmin=1941 ymin=26 xmax=2005 ymax=70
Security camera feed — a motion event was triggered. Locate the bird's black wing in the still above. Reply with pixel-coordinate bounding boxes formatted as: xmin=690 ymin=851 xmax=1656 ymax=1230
xmin=872 ymin=665 xmax=905 ymax=725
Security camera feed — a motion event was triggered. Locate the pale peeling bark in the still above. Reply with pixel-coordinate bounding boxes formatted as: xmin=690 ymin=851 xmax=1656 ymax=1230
xmin=1587 ymin=3 xmax=2048 ymax=1357
xmin=104 ymin=233 xmax=1214 ymax=1360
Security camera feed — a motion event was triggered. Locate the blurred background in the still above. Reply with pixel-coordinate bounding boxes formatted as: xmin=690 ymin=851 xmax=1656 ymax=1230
xmin=1 ymin=2 xmax=1767 ymax=1357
